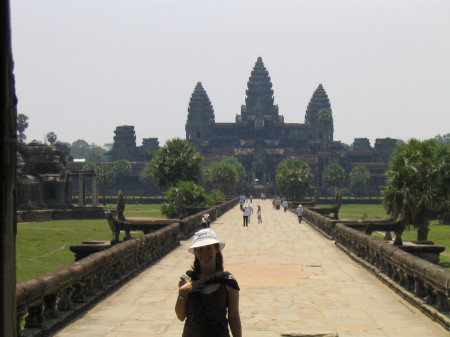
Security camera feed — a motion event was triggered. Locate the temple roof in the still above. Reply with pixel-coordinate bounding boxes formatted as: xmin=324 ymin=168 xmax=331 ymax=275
xmin=244 ymin=57 xmax=276 ymax=117
xmin=187 ymin=82 xmax=215 ymax=124
xmin=305 ymin=84 xmax=332 ymax=126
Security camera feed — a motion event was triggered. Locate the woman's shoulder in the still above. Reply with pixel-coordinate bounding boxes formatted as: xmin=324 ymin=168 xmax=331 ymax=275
xmin=222 ymin=271 xmax=237 ymax=280
xmin=221 ymin=271 xmax=240 ymax=290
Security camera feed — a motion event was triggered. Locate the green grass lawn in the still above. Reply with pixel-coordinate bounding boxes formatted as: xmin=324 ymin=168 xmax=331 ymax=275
xmin=17 ymin=218 xmax=114 ymax=282
xmin=339 ymin=204 xmax=389 ymax=220
xmin=105 ymin=203 xmax=167 ymax=219
xmin=17 ymin=204 xmax=167 ymax=282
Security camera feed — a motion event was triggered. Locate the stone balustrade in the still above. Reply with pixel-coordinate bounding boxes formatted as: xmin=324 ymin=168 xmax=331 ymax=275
xmin=15 ymin=198 xmax=238 ymax=337
xmin=303 ymin=208 xmax=450 ymax=330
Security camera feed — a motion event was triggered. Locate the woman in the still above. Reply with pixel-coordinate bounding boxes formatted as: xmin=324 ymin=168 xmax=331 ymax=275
xmin=175 ymin=228 xmax=242 ymax=337
xmin=257 ymin=205 xmax=262 ymax=223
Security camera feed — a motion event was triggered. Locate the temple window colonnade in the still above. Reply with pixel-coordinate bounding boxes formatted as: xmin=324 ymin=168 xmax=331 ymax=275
xmin=69 ymin=171 xmax=99 ymax=207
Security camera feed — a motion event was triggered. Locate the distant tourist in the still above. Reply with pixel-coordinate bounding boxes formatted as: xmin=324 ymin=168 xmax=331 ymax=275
xmin=239 ymin=196 xmax=245 ymax=211
xmin=247 ymin=204 xmax=254 ymax=223
xmin=201 ymin=213 xmax=211 ymax=228
xmin=296 ymin=204 xmax=304 ymax=223
xmin=275 ymin=197 xmax=281 ymax=210
xmin=257 ymin=205 xmax=262 ymax=223
xmin=282 ymin=199 xmax=288 ymax=212
xmin=176 ymin=228 xmax=242 ymax=337
xmin=242 ymin=205 xmax=252 ymax=227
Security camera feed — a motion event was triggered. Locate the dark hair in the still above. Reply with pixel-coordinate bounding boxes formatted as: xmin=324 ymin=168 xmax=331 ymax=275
xmin=191 ymin=243 xmax=224 ymax=274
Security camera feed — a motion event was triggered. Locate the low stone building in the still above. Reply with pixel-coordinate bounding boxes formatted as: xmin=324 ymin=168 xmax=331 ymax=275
xmin=17 ymin=143 xmax=72 ymax=209
xmin=17 ymin=143 xmax=100 ymax=210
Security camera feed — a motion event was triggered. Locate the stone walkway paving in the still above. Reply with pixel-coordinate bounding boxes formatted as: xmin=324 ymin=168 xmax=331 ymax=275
xmin=53 ymin=200 xmax=449 ymax=337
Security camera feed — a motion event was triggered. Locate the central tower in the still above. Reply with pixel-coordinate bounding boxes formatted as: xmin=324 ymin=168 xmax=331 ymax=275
xmin=237 ymin=57 xmax=283 ymax=139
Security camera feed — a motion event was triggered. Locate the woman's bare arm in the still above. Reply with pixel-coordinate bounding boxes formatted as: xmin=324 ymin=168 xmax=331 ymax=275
xmin=175 ymin=278 xmax=205 ymax=321
xmin=227 ymin=286 xmax=242 ymax=337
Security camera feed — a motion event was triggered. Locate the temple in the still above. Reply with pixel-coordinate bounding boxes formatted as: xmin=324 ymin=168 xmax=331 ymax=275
xmin=185 ymin=57 xmax=397 ymax=192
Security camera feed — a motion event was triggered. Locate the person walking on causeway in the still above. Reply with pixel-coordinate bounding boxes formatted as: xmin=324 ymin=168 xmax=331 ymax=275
xmin=282 ymin=199 xmax=288 ymax=212
xmin=242 ymin=205 xmax=251 ymax=227
xmin=175 ymin=228 xmax=242 ymax=337
xmin=296 ymin=204 xmax=304 ymax=223
xmin=257 ymin=205 xmax=262 ymax=223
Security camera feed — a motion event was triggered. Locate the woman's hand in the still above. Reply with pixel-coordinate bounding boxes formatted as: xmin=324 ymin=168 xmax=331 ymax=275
xmin=179 ymin=278 xmax=205 ymax=297
xmin=175 ymin=278 xmax=206 ymax=321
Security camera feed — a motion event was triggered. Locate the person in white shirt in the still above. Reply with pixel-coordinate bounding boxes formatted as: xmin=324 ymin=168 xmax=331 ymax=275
xmin=246 ymin=204 xmax=254 ymax=223
xmin=242 ymin=206 xmax=252 ymax=227
xmin=282 ymin=200 xmax=288 ymax=212
xmin=296 ymin=204 xmax=304 ymax=223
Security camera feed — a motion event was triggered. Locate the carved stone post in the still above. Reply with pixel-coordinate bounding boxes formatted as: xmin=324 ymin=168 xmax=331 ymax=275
xmin=43 ymin=294 xmax=59 ymax=318
xmin=24 ymin=305 xmax=44 ymax=329
xmin=58 ymin=286 xmax=75 ymax=311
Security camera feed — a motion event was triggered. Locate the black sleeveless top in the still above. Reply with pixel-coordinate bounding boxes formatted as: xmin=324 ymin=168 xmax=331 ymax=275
xmin=178 ymin=271 xmax=240 ymax=337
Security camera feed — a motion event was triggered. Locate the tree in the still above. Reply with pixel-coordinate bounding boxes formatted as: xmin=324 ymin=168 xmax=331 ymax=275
xmin=46 ymin=131 xmax=57 ymax=145
xmin=113 ymin=160 xmax=132 ymax=184
xmin=162 ymin=181 xmax=211 ymax=218
xmin=70 ymin=139 xmax=91 ymax=159
xmin=17 ymin=113 xmax=29 ymax=144
xmin=221 ymin=157 xmax=246 ymax=183
xmin=96 ymin=165 xmax=116 ymax=202
xmin=383 ymin=139 xmax=450 ymax=242
xmin=54 ymin=141 xmax=72 ymax=159
xmin=276 ymin=158 xmax=313 ymax=200
xmin=86 ymin=143 xmax=109 ymax=162
xmin=139 ymin=163 xmax=158 ymax=194
xmin=322 ymin=163 xmax=345 ymax=196
xmin=150 ymin=138 xmax=204 ymax=190
xmin=83 ymin=163 xmax=116 ymax=202
xmin=349 ymin=166 xmax=371 ymax=197
xmin=82 ymin=162 xmax=97 ymax=172
xmin=435 ymin=133 xmax=450 ymax=145
xmin=205 ymin=161 xmax=239 ymax=195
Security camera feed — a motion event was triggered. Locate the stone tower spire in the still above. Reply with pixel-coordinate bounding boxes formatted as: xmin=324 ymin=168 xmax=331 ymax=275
xmin=112 ymin=125 xmax=138 ymax=161
xmin=242 ymin=57 xmax=279 ymax=120
xmin=305 ymin=84 xmax=334 ymax=141
xmin=185 ymin=82 xmax=215 ymax=143
xmin=305 ymin=84 xmax=332 ymax=126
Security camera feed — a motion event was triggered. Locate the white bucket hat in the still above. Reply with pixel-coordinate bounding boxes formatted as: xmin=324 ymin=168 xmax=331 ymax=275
xmin=188 ymin=228 xmax=225 ymax=254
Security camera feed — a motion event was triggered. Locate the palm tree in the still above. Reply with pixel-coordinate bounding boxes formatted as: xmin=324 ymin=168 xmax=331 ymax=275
xmin=383 ymin=138 xmax=450 ymax=242
xmin=17 ymin=113 xmax=29 ymax=144
xmin=150 ymin=138 xmax=204 ymax=190
xmin=318 ymin=109 xmax=332 ymax=150
xmin=276 ymin=158 xmax=313 ymax=200
xmin=96 ymin=165 xmax=115 ymax=203
xmin=322 ymin=163 xmax=345 ymax=197
xmin=46 ymin=131 xmax=57 ymax=145
xmin=349 ymin=165 xmax=371 ymax=197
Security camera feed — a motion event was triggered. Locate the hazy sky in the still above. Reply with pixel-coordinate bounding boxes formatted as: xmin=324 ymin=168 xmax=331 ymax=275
xmin=11 ymin=0 xmax=450 ymax=148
